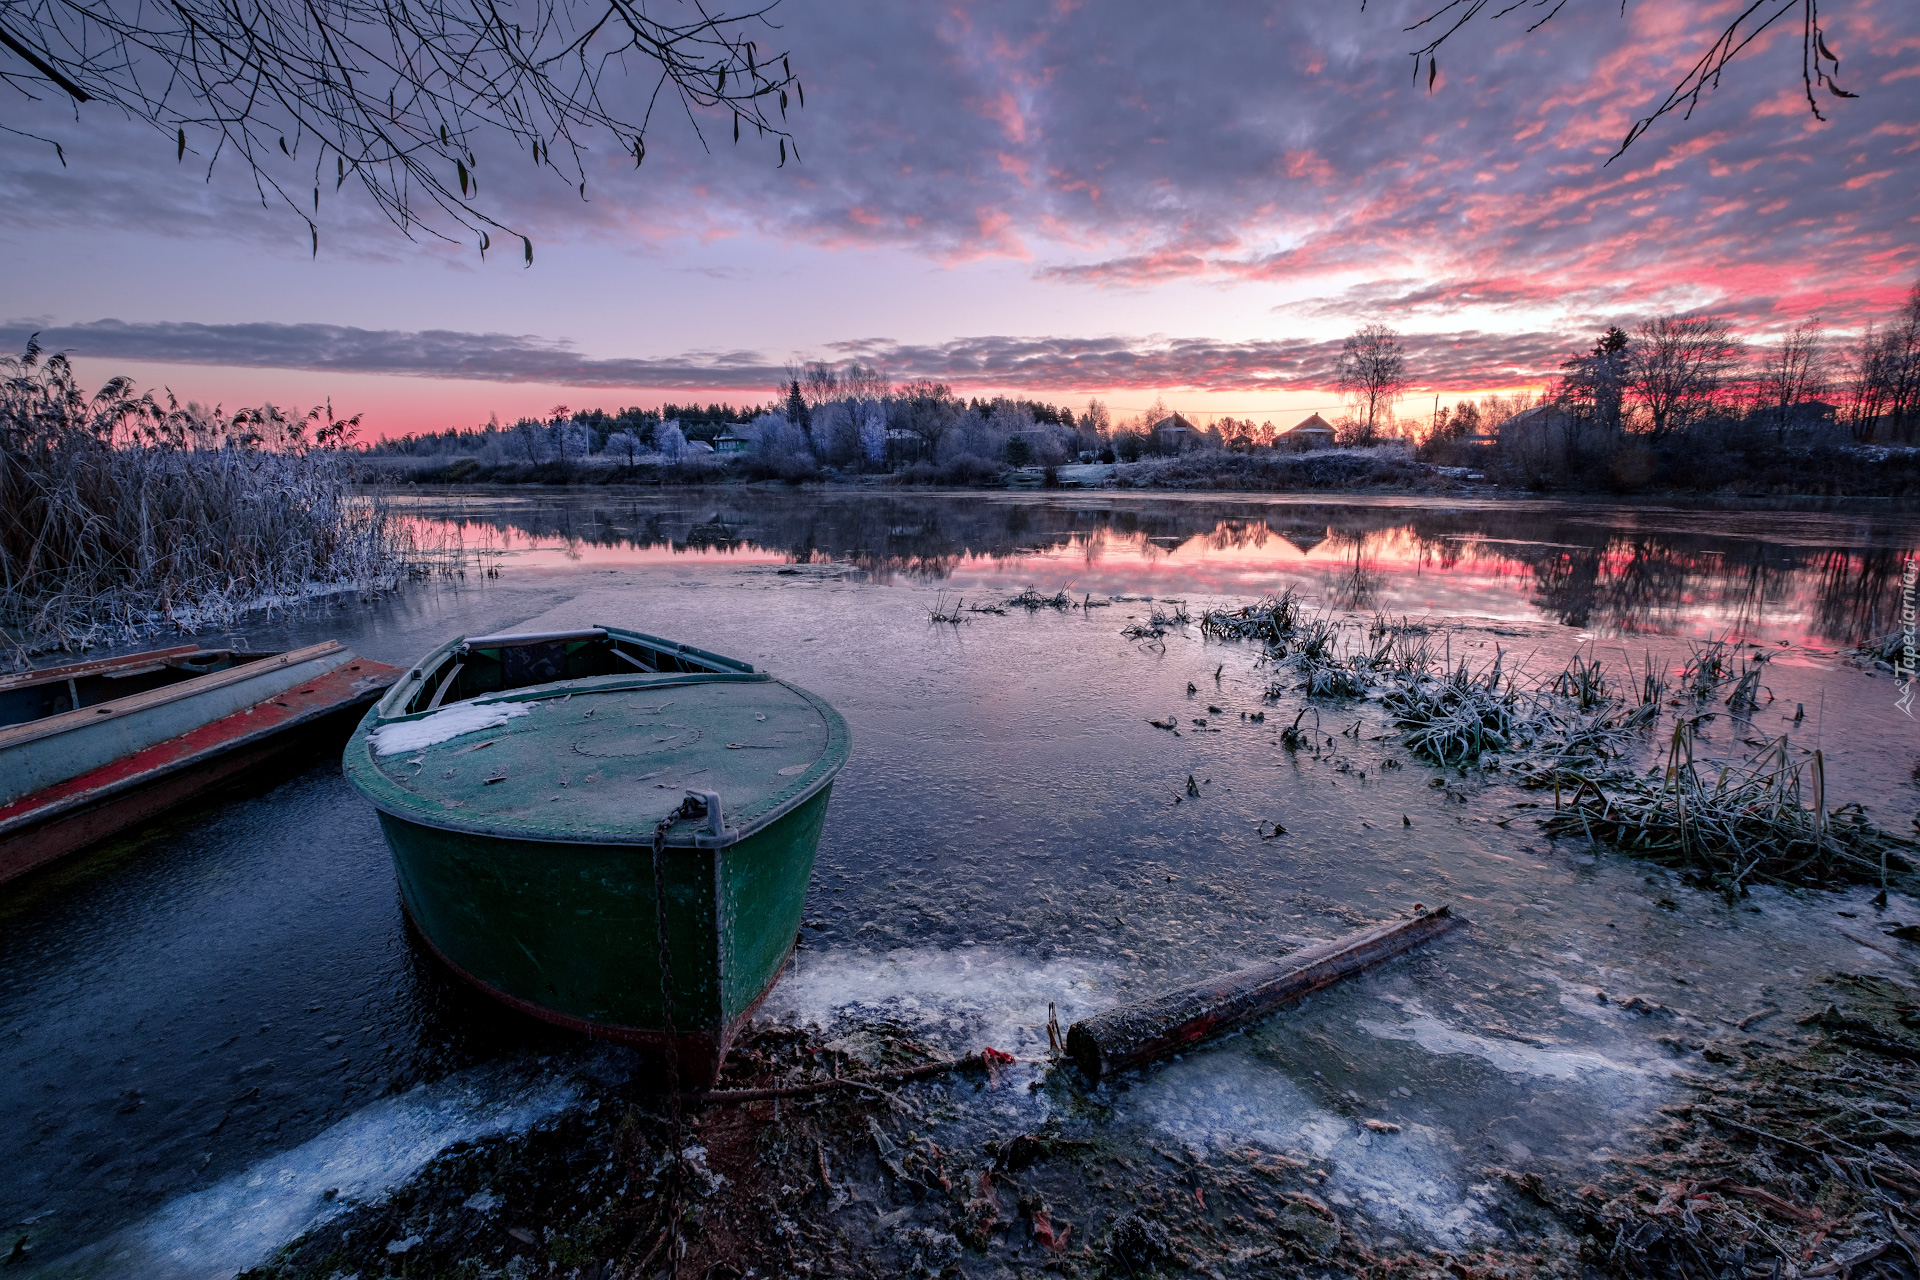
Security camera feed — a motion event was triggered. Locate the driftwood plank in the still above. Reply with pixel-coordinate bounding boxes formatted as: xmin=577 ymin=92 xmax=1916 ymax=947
xmin=1066 ymin=906 xmax=1464 ymax=1081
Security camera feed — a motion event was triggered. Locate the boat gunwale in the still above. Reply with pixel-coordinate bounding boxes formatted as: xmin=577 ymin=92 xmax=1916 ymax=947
xmin=346 ymin=628 xmax=849 ymax=851
xmin=371 ymin=625 xmax=754 ymax=724
xmin=368 ymin=668 xmax=771 ymax=730
xmin=0 ymin=660 xmax=397 ymax=840
xmin=0 ymin=641 xmax=348 ymax=754
xmin=0 ymin=645 xmax=205 ymax=693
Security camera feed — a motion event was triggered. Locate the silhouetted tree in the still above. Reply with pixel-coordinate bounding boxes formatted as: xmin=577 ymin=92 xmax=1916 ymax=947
xmin=784 ymin=380 xmax=808 ymax=432
xmin=1335 ymin=323 xmax=1409 ymax=445
xmin=1626 ymin=314 xmax=1741 ymax=440
xmin=1753 ymin=321 xmax=1828 ymax=443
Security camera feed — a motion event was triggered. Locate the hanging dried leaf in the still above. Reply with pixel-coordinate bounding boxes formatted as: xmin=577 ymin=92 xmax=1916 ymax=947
xmin=778 ymin=137 xmax=785 ymax=167
xmin=522 ymin=236 xmax=533 ymax=266
xmin=176 ymin=127 xmax=185 ymax=161
xmin=1427 ymin=57 xmax=1437 ymax=92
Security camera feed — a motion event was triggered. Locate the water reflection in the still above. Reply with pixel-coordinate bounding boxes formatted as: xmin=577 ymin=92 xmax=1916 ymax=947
xmin=397 ymin=489 xmax=1918 ymax=645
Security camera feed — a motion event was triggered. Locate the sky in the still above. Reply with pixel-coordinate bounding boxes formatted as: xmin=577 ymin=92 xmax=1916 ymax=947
xmin=2 ymin=0 xmax=1917 ymax=438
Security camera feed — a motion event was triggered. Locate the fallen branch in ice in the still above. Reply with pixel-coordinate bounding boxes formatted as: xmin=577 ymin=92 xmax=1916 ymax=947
xmin=688 ymin=1048 xmax=1018 ymax=1105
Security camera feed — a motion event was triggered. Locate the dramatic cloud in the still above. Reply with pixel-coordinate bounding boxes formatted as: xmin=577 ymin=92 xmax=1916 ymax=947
xmin=16 ymin=319 xmax=1571 ymax=393
xmin=2 ymin=0 xmax=1915 ymax=415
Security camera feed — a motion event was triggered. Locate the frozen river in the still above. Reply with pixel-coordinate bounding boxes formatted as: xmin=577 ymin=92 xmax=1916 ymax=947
xmin=5 ymin=488 xmax=1917 ymax=1274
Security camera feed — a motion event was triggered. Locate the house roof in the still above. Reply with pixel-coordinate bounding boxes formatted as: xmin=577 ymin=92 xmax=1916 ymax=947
xmin=1286 ymin=413 xmax=1336 ymax=435
xmin=1151 ymin=412 xmax=1197 ymax=435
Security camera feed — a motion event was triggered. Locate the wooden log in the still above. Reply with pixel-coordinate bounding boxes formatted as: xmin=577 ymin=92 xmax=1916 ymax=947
xmin=1066 ymin=906 xmax=1464 ymax=1081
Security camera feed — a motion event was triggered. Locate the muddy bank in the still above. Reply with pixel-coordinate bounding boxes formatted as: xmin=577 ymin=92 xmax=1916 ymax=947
xmin=228 ymin=957 xmax=1920 ymax=1280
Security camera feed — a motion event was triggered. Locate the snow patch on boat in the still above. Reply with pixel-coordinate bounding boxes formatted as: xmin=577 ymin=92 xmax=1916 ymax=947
xmin=30 ymin=1066 xmax=574 ymax=1280
xmin=1132 ymin=1045 xmax=1497 ymax=1248
xmin=758 ymin=945 xmax=1116 ymax=1062
xmin=369 ymin=700 xmax=530 ymax=756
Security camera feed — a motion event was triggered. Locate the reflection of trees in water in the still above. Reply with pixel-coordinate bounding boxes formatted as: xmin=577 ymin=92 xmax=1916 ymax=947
xmin=1816 ymin=548 xmax=1907 ymax=644
xmin=1319 ymin=528 xmax=1381 ymax=610
xmin=405 ymin=492 xmax=1906 ymax=643
xmin=1531 ymin=549 xmax=1604 ymax=629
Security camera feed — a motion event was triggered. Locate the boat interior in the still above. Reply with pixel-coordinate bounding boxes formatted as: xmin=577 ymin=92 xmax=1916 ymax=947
xmin=0 ymin=649 xmax=274 ymax=730
xmin=401 ymin=628 xmax=756 ymax=716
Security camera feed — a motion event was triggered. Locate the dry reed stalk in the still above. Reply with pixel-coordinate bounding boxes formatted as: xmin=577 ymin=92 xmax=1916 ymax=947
xmin=3 ymin=343 xmax=439 ymax=646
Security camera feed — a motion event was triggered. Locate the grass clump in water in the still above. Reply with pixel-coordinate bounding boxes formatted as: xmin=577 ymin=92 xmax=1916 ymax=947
xmin=1 ymin=341 xmax=424 ymax=648
xmin=1539 ymin=722 xmax=1915 ymax=892
xmin=1199 ymin=588 xmax=1301 ymax=646
xmin=1005 ymin=587 xmax=1074 ymax=611
xmin=1123 ymin=603 xmax=1192 ymax=640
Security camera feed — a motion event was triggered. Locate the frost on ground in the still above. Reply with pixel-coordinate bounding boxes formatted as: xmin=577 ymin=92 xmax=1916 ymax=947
xmin=1130 ymin=1044 xmax=1497 ymax=1249
xmin=26 ymin=1065 xmax=574 ymax=1280
xmin=758 ymin=943 xmax=1116 ymax=1068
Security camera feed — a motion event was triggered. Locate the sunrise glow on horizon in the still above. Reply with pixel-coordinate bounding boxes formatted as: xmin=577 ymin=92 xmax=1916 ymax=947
xmin=5 ymin=0 xmax=1916 ymax=439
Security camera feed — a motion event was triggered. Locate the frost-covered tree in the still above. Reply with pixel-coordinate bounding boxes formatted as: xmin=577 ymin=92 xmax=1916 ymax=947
xmin=656 ymin=421 xmax=687 ymax=459
xmin=809 ymin=401 xmax=857 ymax=466
xmin=860 ymin=405 xmax=887 ymax=465
xmin=1081 ymin=399 xmax=1112 ymax=439
xmin=749 ymin=411 xmax=816 ymax=478
xmin=557 ymin=420 xmax=591 ymax=461
xmin=604 ymin=431 xmax=644 ymax=469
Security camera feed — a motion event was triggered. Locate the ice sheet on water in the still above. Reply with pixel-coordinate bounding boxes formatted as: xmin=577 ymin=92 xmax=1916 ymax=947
xmin=1131 ymin=1045 xmax=1495 ymax=1249
xmin=1357 ymin=1012 xmax=1681 ymax=1086
xmin=28 ymin=1065 xmax=574 ymax=1280
xmin=757 ymin=945 xmax=1116 ymax=1062
xmin=368 ymin=700 xmax=529 ymax=756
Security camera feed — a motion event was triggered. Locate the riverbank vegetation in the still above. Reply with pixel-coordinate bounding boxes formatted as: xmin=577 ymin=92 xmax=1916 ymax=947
xmin=1193 ymin=595 xmax=1918 ymax=895
xmin=353 ymin=285 xmax=1920 ymax=498
xmin=0 ymin=340 xmax=425 ymax=650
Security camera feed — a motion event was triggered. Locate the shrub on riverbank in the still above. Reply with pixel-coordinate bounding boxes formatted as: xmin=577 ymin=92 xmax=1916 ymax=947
xmin=1065 ymin=447 xmax=1450 ymax=492
xmin=1 ymin=342 xmax=418 ymax=647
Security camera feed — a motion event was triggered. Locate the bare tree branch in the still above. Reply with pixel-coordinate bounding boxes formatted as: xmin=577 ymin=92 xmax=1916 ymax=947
xmin=0 ymin=0 xmax=805 ymax=256
xmin=1381 ymin=0 xmax=1860 ymax=161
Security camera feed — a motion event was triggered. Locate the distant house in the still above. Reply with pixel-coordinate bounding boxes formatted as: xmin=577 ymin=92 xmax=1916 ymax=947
xmin=1278 ymin=413 xmax=1337 ymax=450
xmin=1150 ymin=412 xmax=1198 ymax=451
xmin=713 ymin=426 xmax=753 ymax=455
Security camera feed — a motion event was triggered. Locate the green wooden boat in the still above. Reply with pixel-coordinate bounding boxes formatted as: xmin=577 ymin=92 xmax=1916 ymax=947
xmin=343 ymin=625 xmax=849 ymax=1085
